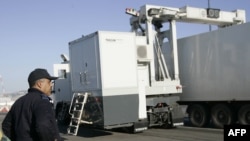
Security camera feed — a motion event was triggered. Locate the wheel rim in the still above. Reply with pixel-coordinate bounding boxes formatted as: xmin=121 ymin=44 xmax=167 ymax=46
xmin=194 ymin=110 xmax=203 ymax=124
xmin=189 ymin=105 xmax=209 ymax=127
xmin=212 ymin=104 xmax=232 ymax=128
xmin=217 ymin=110 xmax=228 ymax=123
xmin=245 ymin=111 xmax=250 ymax=123
xmin=238 ymin=105 xmax=250 ymax=125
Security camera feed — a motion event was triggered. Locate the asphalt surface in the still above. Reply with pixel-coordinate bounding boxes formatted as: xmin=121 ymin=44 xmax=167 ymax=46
xmin=0 ymin=113 xmax=224 ymax=141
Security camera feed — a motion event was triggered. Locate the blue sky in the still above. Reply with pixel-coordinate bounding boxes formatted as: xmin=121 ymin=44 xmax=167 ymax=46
xmin=0 ymin=0 xmax=250 ymax=93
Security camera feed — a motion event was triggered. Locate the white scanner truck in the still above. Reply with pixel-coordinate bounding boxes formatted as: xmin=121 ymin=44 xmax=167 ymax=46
xmin=52 ymin=4 xmax=247 ymax=135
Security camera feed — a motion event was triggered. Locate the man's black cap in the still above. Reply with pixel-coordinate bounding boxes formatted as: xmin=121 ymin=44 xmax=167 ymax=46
xmin=28 ymin=68 xmax=58 ymax=86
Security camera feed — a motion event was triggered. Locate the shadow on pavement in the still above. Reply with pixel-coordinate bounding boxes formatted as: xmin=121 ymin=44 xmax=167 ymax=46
xmin=58 ymin=124 xmax=113 ymax=138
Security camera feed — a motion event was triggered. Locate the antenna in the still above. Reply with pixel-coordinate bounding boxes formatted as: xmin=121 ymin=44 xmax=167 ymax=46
xmin=60 ymin=54 xmax=69 ymax=62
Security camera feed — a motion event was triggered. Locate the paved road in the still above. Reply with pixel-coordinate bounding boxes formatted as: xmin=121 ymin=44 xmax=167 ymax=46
xmin=0 ymin=113 xmax=223 ymax=141
xmin=57 ymin=125 xmax=223 ymax=141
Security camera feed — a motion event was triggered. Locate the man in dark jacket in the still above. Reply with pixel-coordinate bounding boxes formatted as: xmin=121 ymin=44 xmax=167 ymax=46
xmin=2 ymin=68 xmax=62 ymax=141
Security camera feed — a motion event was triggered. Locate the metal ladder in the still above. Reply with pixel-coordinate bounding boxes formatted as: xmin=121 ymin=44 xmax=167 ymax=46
xmin=67 ymin=92 xmax=89 ymax=135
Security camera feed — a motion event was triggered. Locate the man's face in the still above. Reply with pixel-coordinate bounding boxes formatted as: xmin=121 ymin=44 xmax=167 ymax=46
xmin=38 ymin=78 xmax=54 ymax=96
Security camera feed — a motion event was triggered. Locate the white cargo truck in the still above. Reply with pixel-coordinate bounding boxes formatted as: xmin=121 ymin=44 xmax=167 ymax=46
xmin=175 ymin=22 xmax=250 ymax=128
xmin=52 ymin=4 xmax=247 ymax=135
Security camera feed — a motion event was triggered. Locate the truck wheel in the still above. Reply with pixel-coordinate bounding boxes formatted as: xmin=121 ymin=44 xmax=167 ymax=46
xmin=211 ymin=104 xmax=233 ymax=128
xmin=188 ymin=104 xmax=209 ymax=127
xmin=238 ymin=104 xmax=250 ymax=125
xmin=56 ymin=104 xmax=70 ymax=125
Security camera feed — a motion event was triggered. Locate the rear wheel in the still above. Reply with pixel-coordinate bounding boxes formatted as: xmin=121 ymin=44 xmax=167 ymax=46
xmin=56 ymin=103 xmax=71 ymax=125
xmin=188 ymin=104 xmax=209 ymax=127
xmin=238 ymin=104 xmax=250 ymax=125
xmin=211 ymin=104 xmax=233 ymax=128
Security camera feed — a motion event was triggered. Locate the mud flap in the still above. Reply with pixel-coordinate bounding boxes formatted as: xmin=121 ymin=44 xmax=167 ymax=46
xmin=132 ymin=119 xmax=148 ymax=133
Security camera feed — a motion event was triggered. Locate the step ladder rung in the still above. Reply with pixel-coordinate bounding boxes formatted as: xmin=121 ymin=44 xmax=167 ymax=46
xmin=75 ymin=101 xmax=84 ymax=104
xmin=73 ymin=110 xmax=81 ymax=112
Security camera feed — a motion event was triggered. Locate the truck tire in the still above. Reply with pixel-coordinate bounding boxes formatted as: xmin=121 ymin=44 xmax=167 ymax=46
xmin=56 ymin=104 xmax=71 ymax=125
xmin=211 ymin=104 xmax=233 ymax=128
xmin=188 ymin=104 xmax=209 ymax=127
xmin=238 ymin=104 xmax=250 ymax=125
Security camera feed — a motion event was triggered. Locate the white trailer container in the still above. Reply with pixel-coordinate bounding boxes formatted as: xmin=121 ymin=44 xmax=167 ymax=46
xmin=176 ymin=22 xmax=250 ymax=128
xmin=69 ymin=31 xmax=142 ymax=127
